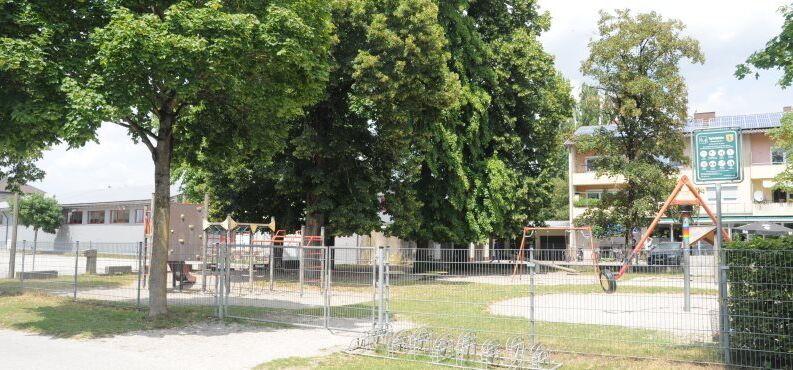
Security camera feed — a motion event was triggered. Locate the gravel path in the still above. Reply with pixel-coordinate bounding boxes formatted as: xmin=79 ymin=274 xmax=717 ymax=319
xmin=0 ymin=323 xmax=353 ymax=370
xmin=490 ymin=293 xmax=718 ymax=342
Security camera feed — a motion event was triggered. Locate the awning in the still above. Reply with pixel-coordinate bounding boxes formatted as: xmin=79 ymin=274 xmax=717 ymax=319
xmin=735 ymin=222 xmax=793 ymax=236
xmin=661 ymin=215 xmax=793 ymax=224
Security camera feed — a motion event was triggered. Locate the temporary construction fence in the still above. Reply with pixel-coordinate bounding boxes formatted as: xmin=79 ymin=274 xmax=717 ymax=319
xmin=0 ymin=241 xmax=790 ymax=369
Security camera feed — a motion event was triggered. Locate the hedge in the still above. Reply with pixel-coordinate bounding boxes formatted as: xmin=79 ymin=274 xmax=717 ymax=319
xmin=726 ymin=237 xmax=793 ymax=368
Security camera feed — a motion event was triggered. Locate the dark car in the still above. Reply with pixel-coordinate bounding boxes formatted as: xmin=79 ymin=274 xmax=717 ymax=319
xmin=647 ymin=241 xmax=682 ymax=266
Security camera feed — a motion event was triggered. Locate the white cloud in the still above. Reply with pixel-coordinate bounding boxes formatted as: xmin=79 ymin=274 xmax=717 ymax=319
xmin=31 ymin=123 xmax=153 ymax=197
xmin=540 ymin=0 xmax=792 ymax=115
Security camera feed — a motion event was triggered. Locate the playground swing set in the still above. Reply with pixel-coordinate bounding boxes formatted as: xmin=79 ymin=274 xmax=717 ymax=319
xmin=511 ymin=175 xmax=730 ymax=293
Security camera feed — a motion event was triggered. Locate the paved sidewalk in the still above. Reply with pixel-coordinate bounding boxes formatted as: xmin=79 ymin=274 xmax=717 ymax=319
xmin=0 ymin=323 xmax=352 ymax=370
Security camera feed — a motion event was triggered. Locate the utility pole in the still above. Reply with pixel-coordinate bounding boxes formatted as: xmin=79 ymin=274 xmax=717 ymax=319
xmin=8 ymin=192 xmax=20 ymax=279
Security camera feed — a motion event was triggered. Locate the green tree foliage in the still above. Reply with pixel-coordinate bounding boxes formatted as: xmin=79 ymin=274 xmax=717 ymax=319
xmin=575 ymin=10 xmax=703 ymax=247
xmin=15 ymin=193 xmax=62 ymax=236
xmin=576 ymin=83 xmax=602 ymax=126
xmin=0 ymin=0 xmax=109 ymax=189
xmin=386 ymin=0 xmax=572 ymax=251
xmin=736 ymin=6 xmax=793 ymax=190
xmin=768 ymin=113 xmax=793 ymax=190
xmin=3 ymin=0 xmax=334 ymax=316
xmin=14 ymin=193 xmax=62 ymax=269
xmin=179 ymin=0 xmax=459 ymax=238
xmin=736 ymin=5 xmax=793 ymax=88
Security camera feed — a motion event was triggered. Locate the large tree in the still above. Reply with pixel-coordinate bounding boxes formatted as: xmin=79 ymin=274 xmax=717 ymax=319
xmin=179 ymin=0 xmax=460 ymax=238
xmin=3 ymin=0 xmax=334 ymax=316
xmin=736 ymin=4 xmax=793 ymax=190
xmin=575 ymin=10 xmax=703 ymax=249
xmin=386 ymin=0 xmax=572 ymax=263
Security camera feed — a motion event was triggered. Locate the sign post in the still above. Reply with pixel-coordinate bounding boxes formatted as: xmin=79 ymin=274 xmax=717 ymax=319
xmin=692 ymin=127 xmax=741 ymax=366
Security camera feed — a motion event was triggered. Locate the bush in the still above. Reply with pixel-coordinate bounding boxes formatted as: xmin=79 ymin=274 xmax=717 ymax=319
xmin=726 ymin=237 xmax=793 ymax=368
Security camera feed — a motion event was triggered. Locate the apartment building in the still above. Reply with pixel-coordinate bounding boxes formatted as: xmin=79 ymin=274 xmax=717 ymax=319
xmin=568 ymin=109 xmax=793 ymax=244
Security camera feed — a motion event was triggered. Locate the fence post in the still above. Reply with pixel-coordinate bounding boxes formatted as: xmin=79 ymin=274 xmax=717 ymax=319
xmin=384 ymin=249 xmax=390 ymax=330
xmin=371 ymin=247 xmax=377 ymax=333
xmin=323 ymin=247 xmax=329 ymax=329
xmin=299 ymin=226 xmax=305 ymax=297
xmin=683 ymin=245 xmax=691 ymax=312
xmin=376 ymin=246 xmax=385 ymax=333
xmin=249 ymin=243 xmax=254 ymax=292
xmin=218 ymin=242 xmax=226 ymax=319
xmin=213 ymin=242 xmax=220 ymax=317
xmin=73 ymin=241 xmax=79 ymax=301
xmin=269 ymin=244 xmax=274 ymax=291
xmin=529 ymin=245 xmax=536 ymax=346
xmin=136 ymin=242 xmax=143 ymax=306
xmin=201 ymin=233 xmax=208 ymax=292
xmin=19 ymin=240 xmax=26 ymax=290
xmin=715 ymin=184 xmax=731 ymax=365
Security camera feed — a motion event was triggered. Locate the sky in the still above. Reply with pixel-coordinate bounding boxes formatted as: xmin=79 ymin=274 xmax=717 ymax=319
xmin=31 ymin=0 xmax=793 ymax=196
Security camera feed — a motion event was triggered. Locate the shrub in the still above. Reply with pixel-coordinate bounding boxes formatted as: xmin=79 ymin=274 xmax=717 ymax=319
xmin=726 ymin=237 xmax=793 ymax=368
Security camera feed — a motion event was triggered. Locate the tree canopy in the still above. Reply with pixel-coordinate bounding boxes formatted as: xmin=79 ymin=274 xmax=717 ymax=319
xmin=386 ymin=0 xmax=572 ymax=247
xmin=180 ymin=0 xmax=459 ymax=238
xmin=736 ymin=5 xmax=793 ymax=191
xmin=180 ymin=0 xmax=572 ymax=251
xmin=15 ymin=193 xmax=62 ymax=235
xmin=2 ymin=0 xmax=334 ymax=316
xmin=736 ymin=5 xmax=793 ymax=88
xmin=575 ymin=10 xmax=703 ymax=244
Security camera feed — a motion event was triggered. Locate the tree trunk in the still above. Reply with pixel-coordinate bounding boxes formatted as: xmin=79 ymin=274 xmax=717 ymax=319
xmin=305 ymin=210 xmax=325 ymax=242
xmin=148 ymin=120 xmax=173 ymax=317
xmin=414 ymin=239 xmax=431 ymax=273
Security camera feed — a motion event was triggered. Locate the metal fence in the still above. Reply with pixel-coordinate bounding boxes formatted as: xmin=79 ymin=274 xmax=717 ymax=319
xmin=0 ymin=241 xmax=790 ymax=369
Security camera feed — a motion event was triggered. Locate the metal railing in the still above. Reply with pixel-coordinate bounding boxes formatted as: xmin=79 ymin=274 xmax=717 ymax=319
xmin=0 ymin=240 xmax=790 ymax=368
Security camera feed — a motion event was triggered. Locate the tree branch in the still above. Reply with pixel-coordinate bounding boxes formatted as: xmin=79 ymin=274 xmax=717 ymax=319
xmin=115 ymin=120 xmax=157 ymax=155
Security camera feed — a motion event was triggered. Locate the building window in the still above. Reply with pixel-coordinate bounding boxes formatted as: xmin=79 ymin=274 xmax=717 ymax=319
xmin=706 ymin=185 xmax=738 ymax=202
xmin=586 ymin=192 xmax=602 ymax=200
xmin=111 ymin=209 xmax=130 ymax=224
xmin=88 ymin=210 xmax=105 ymax=224
xmin=773 ymin=189 xmax=788 ymax=203
xmin=585 ymin=157 xmax=599 ymax=171
xmin=134 ymin=209 xmax=145 ymax=223
xmin=772 ymin=148 xmax=786 ymax=165
xmin=68 ymin=211 xmax=83 ymax=225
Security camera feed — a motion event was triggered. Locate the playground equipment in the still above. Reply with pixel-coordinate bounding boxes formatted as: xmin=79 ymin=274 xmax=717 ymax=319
xmin=202 ymin=216 xmax=325 ymax=295
xmin=143 ymin=202 xmax=207 ymax=290
xmin=512 ymin=226 xmax=595 ymax=278
xmin=597 ymin=175 xmax=731 ymax=293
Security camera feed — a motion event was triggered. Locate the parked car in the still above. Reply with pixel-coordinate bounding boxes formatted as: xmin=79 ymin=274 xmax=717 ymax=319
xmin=647 ymin=241 xmax=682 ymax=266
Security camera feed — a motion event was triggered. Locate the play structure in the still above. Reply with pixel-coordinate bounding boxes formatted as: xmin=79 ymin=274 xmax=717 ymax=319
xmin=596 ymin=175 xmax=731 ymax=293
xmin=142 ymin=202 xmax=207 ymax=290
xmin=512 ymin=226 xmax=595 ymax=278
xmin=202 ymin=215 xmax=326 ymax=295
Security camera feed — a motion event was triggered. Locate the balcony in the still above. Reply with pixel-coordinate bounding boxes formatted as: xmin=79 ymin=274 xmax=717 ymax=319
xmin=748 ymin=162 xmax=786 ymax=179
xmin=571 ymin=165 xmax=625 ymax=186
xmin=752 ymin=201 xmax=793 ymax=216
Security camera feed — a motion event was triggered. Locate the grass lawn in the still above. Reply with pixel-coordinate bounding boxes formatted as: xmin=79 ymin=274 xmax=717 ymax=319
xmin=0 ymin=274 xmax=136 ymax=294
xmin=0 ymin=292 xmax=215 ymax=338
xmin=256 ymin=352 xmax=720 ymax=370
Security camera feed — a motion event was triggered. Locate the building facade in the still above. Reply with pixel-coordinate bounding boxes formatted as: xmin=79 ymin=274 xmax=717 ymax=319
xmin=568 ymin=109 xmax=793 ymax=246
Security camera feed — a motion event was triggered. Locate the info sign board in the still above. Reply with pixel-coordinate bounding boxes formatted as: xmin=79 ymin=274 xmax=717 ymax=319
xmin=692 ymin=128 xmax=742 ymax=184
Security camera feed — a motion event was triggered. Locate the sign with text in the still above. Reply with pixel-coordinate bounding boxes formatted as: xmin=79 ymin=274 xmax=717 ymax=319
xmin=692 ymin=128 xmax=742 ymax=184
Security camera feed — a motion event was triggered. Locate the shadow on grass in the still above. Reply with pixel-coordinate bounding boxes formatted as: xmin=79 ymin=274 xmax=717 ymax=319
xmin=0 ymin=292 xmax=217 ymax=338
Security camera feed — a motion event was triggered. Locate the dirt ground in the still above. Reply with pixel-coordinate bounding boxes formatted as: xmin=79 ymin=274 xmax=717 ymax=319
xmin=0 ymin=323 xmax=354 ymax=370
